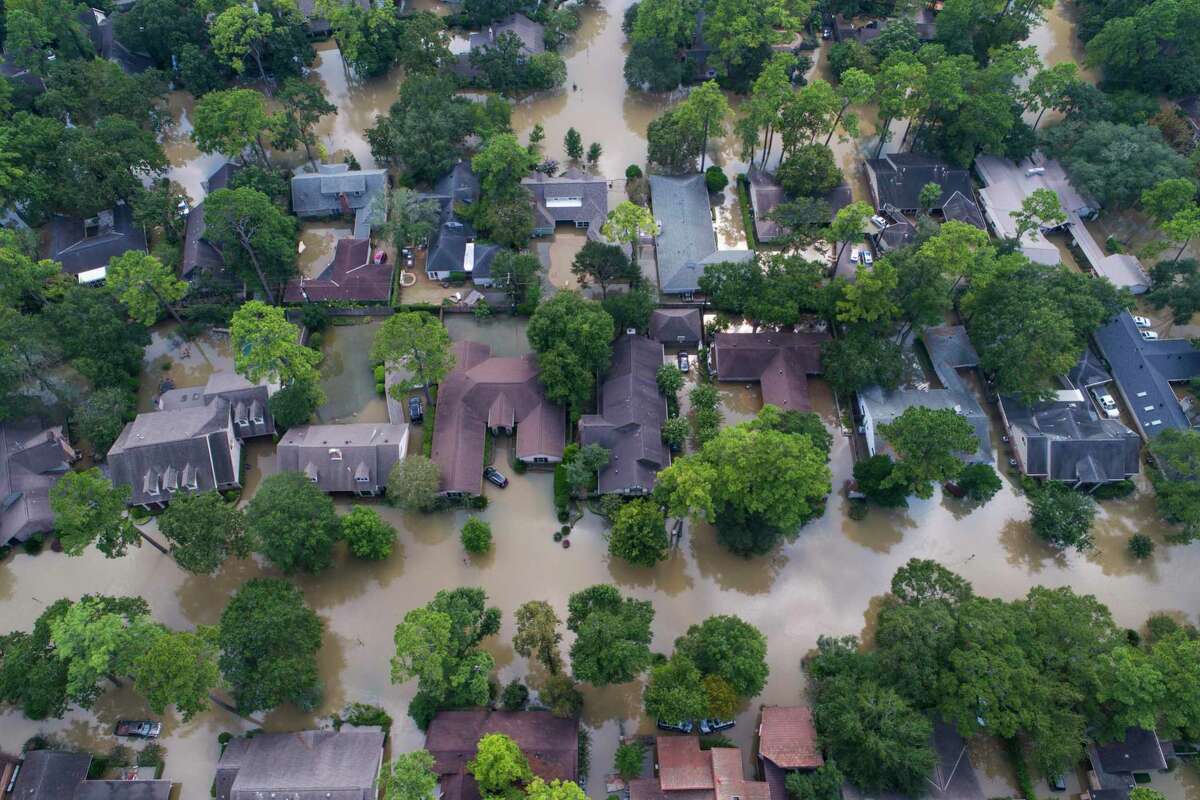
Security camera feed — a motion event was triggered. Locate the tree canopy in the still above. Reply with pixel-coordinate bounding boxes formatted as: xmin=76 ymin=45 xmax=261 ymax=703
xmin=567 ymin=584 xmax=655 ymax=685
xmin=245 ymin=471 xmax=341 ymax=574
xmin=527 ymin=292 xmax=615 ymax=420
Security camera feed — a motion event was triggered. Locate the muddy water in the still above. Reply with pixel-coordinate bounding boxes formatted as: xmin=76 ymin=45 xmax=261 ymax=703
xmin=136 ymin=325 xmax=235 ymax=413
xmin=317 ymin=321 xmax=390 ymax=424
xmin=298 ymin=223 xmax=352 ymax=279
xmin=442 ymin=314 xmax=531 ymax=357
xmin=161 ymin=92 xmax=230 ymax=205
xmin=309 ymin=41 xmax=404 ymax=169
xmin=545 ymin=227 xmax=590 ymax=290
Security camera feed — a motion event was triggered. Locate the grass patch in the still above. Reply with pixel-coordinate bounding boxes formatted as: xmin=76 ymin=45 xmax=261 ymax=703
xmin=736 ymin=174 xmax=760 ymax=251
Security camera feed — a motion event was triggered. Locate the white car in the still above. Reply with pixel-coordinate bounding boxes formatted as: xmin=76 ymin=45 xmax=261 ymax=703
xmin=870 ymin=215 xmax=889 ymax=230
xmin=862 ymin=250 xmax=874 ymax=266
xmin=1141 ymin=330 xmax=1160 ymax=341
xmin=849 ymin=249 xmax=860 ymax=264
xmin=1132 ymin=315 xmax=1152 ymax=328
xmin=1091 ymin=388 xmax=1120 ymax=419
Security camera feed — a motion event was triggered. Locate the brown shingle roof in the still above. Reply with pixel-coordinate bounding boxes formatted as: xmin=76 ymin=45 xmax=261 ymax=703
xmin=284 ymin=238 xmax=393 ymax=303
xmin=712 ymin=331 xmax=829 ymax=412
xmin=758 ymin=706 xmax=823 ymax=770
xmin=658 ymin=737 xmax=714 ymax=792
xmin=636 ymin=738 xmax=774 ymax=800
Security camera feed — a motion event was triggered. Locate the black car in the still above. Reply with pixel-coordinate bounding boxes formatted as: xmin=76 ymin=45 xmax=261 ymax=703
xmin=408 ymin=396 xmax=424 ymax=424
xmin=657 ymin=719 xmax=695 ymax=734
xmin=483 ymin=466 xmax=509 ymax=488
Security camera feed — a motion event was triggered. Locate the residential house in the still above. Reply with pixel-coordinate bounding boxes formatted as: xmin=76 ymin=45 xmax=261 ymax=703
xmin=842 ymin=722 xmax=984 ymax=800
xmin=291 ymin=163 xmax=388 ymax=240
xmin=297 ymin=0 xmax=370 ymax=37
xmin=80 ymin=7 xmax=154 ymax=74
xmin=432 ymin=341 xmax=565 ymax=496
xmin=523 ymin=169 xmax=609 ymax=237
xmin=422 ymin=162 xmax=501 ymax=285
xmin=157 ymin=372 xmax=278 ymax=441
xmin=832 ymin=13 xmax=936 ymax=44
xmin=998 ymin=390 xmax=1141 ymax=485
xmin=277 ymin=422 xmax=408 ymax=496
xmin=181 ymin=162 xmax=239 ymax=283
xmin=45 ymin=205 xmax=147 ymax=283
xmin=468 ymin=14 xmax=545 ymax=54
xmin=214 ymin=728 xmax=384 ymax=800
xmin=0 ymin=420 xmax=77 ymax=546
xmin=1093 ymin=312 xmax=1200 ymax=438
xmin=426 ymin=710 xmax=579 ymax=800
xmin=284 ymin=237 xmax=393 ymax=303
xmin=864 ymin=153 xmax=984 ymax=226
xmin=858 ymin=325 xmax=992 ymax=461
xmin=649 ymin=308 xmax=702 ymax=345
xmin=11 ymin=750 xmax=172 ymax=800
xmin=1083 ymin=728 xmax=1169 ymax=800
xmin=759 ymin=706 xmax=823 ymax=800
xmin=578 ymin=335 xmax=670 ymax=495
xmin=649 ymin=174 xmax=753 ymax=297
xmin=107 ymin=401 xmax=242 ymax=509
xmin=628 ymin=736 xmax=772 ymax=800
xmin=975 ymin=154 xmax=1150 ymax=293
xmin=1 ymin=53 xmax=46 ymax=94
xmin=868 ymin=204 xmax=918 ymax=254
xmin=711 ymin=330 xmax=831 ymax=412
xmin=745 ymin=166 xmax=851 ymax=244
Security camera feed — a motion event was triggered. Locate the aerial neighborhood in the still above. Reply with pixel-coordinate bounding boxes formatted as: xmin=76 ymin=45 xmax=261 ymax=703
xmin=4 ymin=0 xmax=1200 ymax=797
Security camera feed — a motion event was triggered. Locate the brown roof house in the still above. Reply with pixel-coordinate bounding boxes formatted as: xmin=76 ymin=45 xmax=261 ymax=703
xmin=711 ymin=330 xmax=831 ymax=412
xmin=284 ymin=237 xmax=394 ymax=303
xmin=432 ymin=341 xmax=565 ymax=496
xmin=214 ymin=727 xmax=385 ymax=800
xmin=11 ymin=750 xmax=172 ymax=800
xmin=649 ymin=308 xmax=702 ymax=346
xmin=523 ymin=168 xmax=609 ymax=238
xmin=426 ymin=710 xmax=580 ymax=800
xmin=0 ymin=420 xmax=76 ymax=546
xmin=277 ymin=422 xmax=409 ymax=496
xmin=107 ymin=401 xmax=242 ymax=509
xmin=629 ymin=736 xmax=772 ymax=800
xmin=578 ymin=335 xmax=670 ymax=495
xmin=157 ymin=372 xmax=278 ymax=441
xmin=181 ymin=162 xmax=239 ymax=282
xmin=759 ymin=706 xmax=823 ymax=800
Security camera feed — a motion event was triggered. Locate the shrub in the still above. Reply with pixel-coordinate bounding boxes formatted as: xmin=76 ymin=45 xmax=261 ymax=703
xmin=557 ymin=510 xmax=570 ymax=523
xmin=1128 ymin=534 xmax=1155 ymax=559
xmin=137 ymin=743 xmax=165 ymax=768
xmin=334 ymin=702 xmax=394 ymax=732
xmin=1094 ymin=479 xmax=1136 ymax=500
xmin=578 ymin=729 xmax=591 ymax=784
xmin=848 ymin=499 xmax=869 ymax=520
xmin=956 ymin=463 xmax=1002 ymax=503
xmin=341 ymin=506 xmax=396 ymax=560
xmin=300 ymin=304 xmax=330 ymax=332
xmin=375 ymin=382 xmax=385 ymax=395
xmin=373 ymin=365 xmax=386 ymax=383
xmin=461 ymin=516 xmax=493 ymax=554
xmin=513 ymin=459 xmax=527 ymax=474
xmin=553 ymin=464 xmax=570 ymax=511
xmin=217 ymin=732 xmax=233 ymax=745
xmin=705 ymin=165 xmax=729 ymax=193
xmin=307 ymin=331 xmax=323 ymax=350
xmin=698 ymin=734 xmax=734 ymax=750
xmin=22 ymin=533 xmax=44 ymax=555
xmin=108 ymin=745 xmax=134 ymax=768
xmin=501 ymin=680 xmax=529 ymax=711
xmin=626 ymin=164 xmax=643 ymax=180
xmin=599 ymin=493 xmax=625 ymax=521
xmin=614 ymin=740 xmax=646 ymax=780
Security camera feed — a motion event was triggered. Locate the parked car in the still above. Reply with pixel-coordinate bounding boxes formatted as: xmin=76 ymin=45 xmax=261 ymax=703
xmin=408 ymin=396 xmax=424 ymax=424
xmin=1141 ymin=330 xmax=1160 ymax=341
xmin=821 ymin=27 xmax=833 ymax=38
xmin=870 ymin=214 xmax=889 ymax=229
xmin=677 ymin=351 xmax=690 ymax=372
xmin=1047 ymin=774 xmax=1067 ymax=792
xmin=657 ymin=719 xmax=695 ymax=734
xmin=1090 ymin=388 xmax=1120 ymax=419
xmin=699 ymin=718 xmax=735 ymax=735
xmin=1132 ymin=315 xmax=1152 ymax=328
xmin=861 ymin=250 xmax=874 ymax=266
xmin=115 ymin=720 xmax=162 ymax=738
xmin=849 ymin=249 xmax=860 ymax=264
xmin=483 ymin=466 xmax=508 ymax=488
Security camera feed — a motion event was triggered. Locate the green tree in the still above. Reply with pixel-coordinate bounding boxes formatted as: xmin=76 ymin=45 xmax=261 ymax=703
xmin=130 ymin=626 xmax=220 ymax=721
xmin=209 ymin=2 xmax=275 ymax=81
xmin=563 ymin=443 xmax=611 ymax=494
xmin=601 ymin=200 xmax=656 ymax=253
xmin=675 ymin=615 xmax=769 ymax=697
xmin=956 ymin=463 xmax=1002 ymax=503
xmin=1011 ymin=188 xmax=1066 ymax=242
xmin=371 ymin=312 xmax=454 ymax=407
xmin=48 ymin=596 xmax=156 ymax=703
xmin=820 ymin=329 xmax=904 ymax=396
xmin=610 ymin=498 xmax=669 ymax=567
xmin=777 ymin=144 xmax=843 ymax=198
xmin=218 ymin=577 xmax=324 ymax=713
xmin=461 ymin=516 xmax=493 ymax=554
xmin=71 ymin=387 xmax=135 ymax=456
xmin=106 ymin=251 xmax=186 ymax=326
xmin=268 ymin=378 xmax=324 ymax=429
xmin=513 ymin=600 xmax=563 ymax=675
xmin=320 ymin=0 xmax=404 ymax=78
xmin=230 ymin=300 xmax=318 ymax=385
xmin=836 ymin=260 xmax=900 ymax=325
xmin=272 ymin=79 xmax=336 ymax=168
xmin=567 ymin=584 xmax=654 ymax=685
xmin=647 ymin=106 xmax=705 ymax=173
xmin=525 ymin=779 xmax=588 ymax=800
xmin=539 ymin=673 xmax=584 ymax=718
xmin=878 ymin=406 xmax=978 ymax=499
xmin=587 ymin=142 xmax=602 ymax=166
xmin=786 ymin=761 xmax=845 ymax=800
xmin=367 ymin=74 xmax=478 ymax=183
xmin=919 ymin=182 xmax=943 ymax=214
xmin=191 ymin=88 xmax=275 ymax=167
xmin=1029 ymin=484 xmax=1097 ymax=551
xmin=853 ymin=455 xmax=911 ymax=508
xmin=701 ymin=0 xmax=806 ymax=82
xmin=245 ymin=471 xmax=341 ymax=574
xmin=1141 ymin=178 xmax=1197 ymax=224
xmin=158 ymin=491 xmax=249 ymax=575
xmin=571 ymin=240 xmax=637 ymax=299
xmin=383 ymin=188 xmax=442 ymax=250
xmin=204 ymin=189 xmax=299 ymax=303
xmin=397 ymin=12 xmax=452 ymax=75
xmin=1043 ymin=121 xmax=1191 ymax=209
xmin=527 ymin=292 xmax=615 ymax=420
xmin=50 ymin=468 xmax=140 ymax=558
xmin=602 ymin=286 xmax=656 ymax=334
xmin=644 ymin=653 xmax=709 ymax=721
xmin=614 ymin=740 xmax=647 ymax=780
xmin=564 ymin=127 xmax=583 ymax=161
xmin=1026 ymin=62 xmax=1078 ymax=129
xmin=1161 ymin=205 xmax=1200 ymax=263
xmin=678 ymin=81 xmax=730 ymax=172
xmin=780 ymin=80 xmax=841 ymax=155
xmin=1147 ymin=429 xmax=1200 ymax=541
xmin=829 ymin=201 xmax=873 ymax=262
xmin=380 ymin=750 xmax=439 ymax=800
xmin=493 ymin=251 xmax=543 ymax=315
xmin=388 ymin=455 xmax=442 ymax=512
xmin=469 ymin=732 xmax=532 ymax=796
xmin=341 ymin=506 xmax=396 ymax=560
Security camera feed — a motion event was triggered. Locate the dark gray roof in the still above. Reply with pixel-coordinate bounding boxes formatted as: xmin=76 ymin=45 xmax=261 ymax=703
xmin=1069 ymin=348 xmax=1112 ymax=390
xmin=468 ymin=14 xmax=545 ymax=53
xmin=865 ymin=153 xmax=975 ymax=213
xmin=1093 ymin=312 xmax=1200 ymax=438
xmin=1092 ymin=728 xmax=1168 ymax=775
xmin=578 ymin=335 xmax=669 ymax=494
xmin=999 ymin=393 xmax=1140 ymax=483
xmin=73 ymin=780 xmax=173 ymax=800
xmin=181 ymin=163 xmax=239 ymax=279
xmin=747 ymin=166 xmax=785 ymax=243
xmin=291 ymin=163 xmax=388 ymax=239
xmin=940 ymin=190 xmax=986 ymax=230
xmin=10 ymin=750 xmax=90 ymax=800
xmin=649 ymin=174 xmax=753 ymax=294
xmin=215 ymin=728 xmax=384 ymax=800
xmin=870 ymin=205 xmax=917 ymax=253
xmin=108 ymin=401 xmax=238 ymax=505
xmin=158 ymin=372 xmax=276 ymax=440
xmin=422 ymin=163 xmax=500 ymax=279
xmin=277 ymin=423 xmax=408 ymax=494
xmin=46 ymin=205 xmax=147 ymax=277
xmin=522 ymin=168 xmax=608 ymax=233
xmin=842 ymin=722 xmax=983 ymax=800
xmin=649 ymin=308 xmax=702 ymax=344
xmin=0 ymin=420 xmax=74 ymax=545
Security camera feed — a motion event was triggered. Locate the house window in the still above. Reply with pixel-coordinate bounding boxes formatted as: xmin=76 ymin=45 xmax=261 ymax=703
xmin=329 ymin=448 xmax=342 ymax=461
xmin=355 ymin=475 xmax=370 ymax=483
xmin=237 ymin=418 xmax=249 ymax=427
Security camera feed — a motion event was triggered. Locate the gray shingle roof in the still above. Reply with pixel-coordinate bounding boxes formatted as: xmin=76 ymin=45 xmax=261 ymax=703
xmin=73 ymin=780 xmax=173 ymax=800
xmin=712 ymin=330 xmax=829 ymax=411
xmin=522 ymin=168 xmax=608 ymax=233
xmin=1091 ymin=728 xmax=1168 ymax=775
xmin=1093 ymin=312 xmax=1200 ymax=438
xmin=865 ymin=153 xmax=975 ymax=213
xmin=0 ymin=421 xmax=73 ymax=545
xmin=46 ymin=205 xmax=147 ymax=278
xmin=215 ymin=728 xmax=384 ymax=800
xmin=10 ymin=750 xmax=90 ymax=800
xmin=649 ymin=308 xmax=702 ymax=344
xmin=422 ymin=163 xmax=501 ymax=279
xmin=181 ymin=163 xmax=239 ymax=279
xmin=468 ymin=14 xmax=545 ymax=53
xmin=999 ymin=392 xmax=1140 ymax=483
xmin=650 ymin=174 xmax=752 ymax=294
xmin=291 ymin=163 xmax=388 ymax=239
xmin=578 ymin=335 xmax=669 ymax=494
xmin=277 ymin=423 xmax=408 ymax=494
xmin=158 ymin=371 xmax=276 ymax=440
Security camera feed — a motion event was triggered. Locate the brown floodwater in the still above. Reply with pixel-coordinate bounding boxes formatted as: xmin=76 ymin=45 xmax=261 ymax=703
xmin=298 ymin=223 xmax=352 ymax=280
xmin=317 ymin=320 xmax=390 ymax=424
xmin=136 ymin=326 xmax=235 ymax=413
xmin=161 ymin=92 xmax=230 ymax=205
